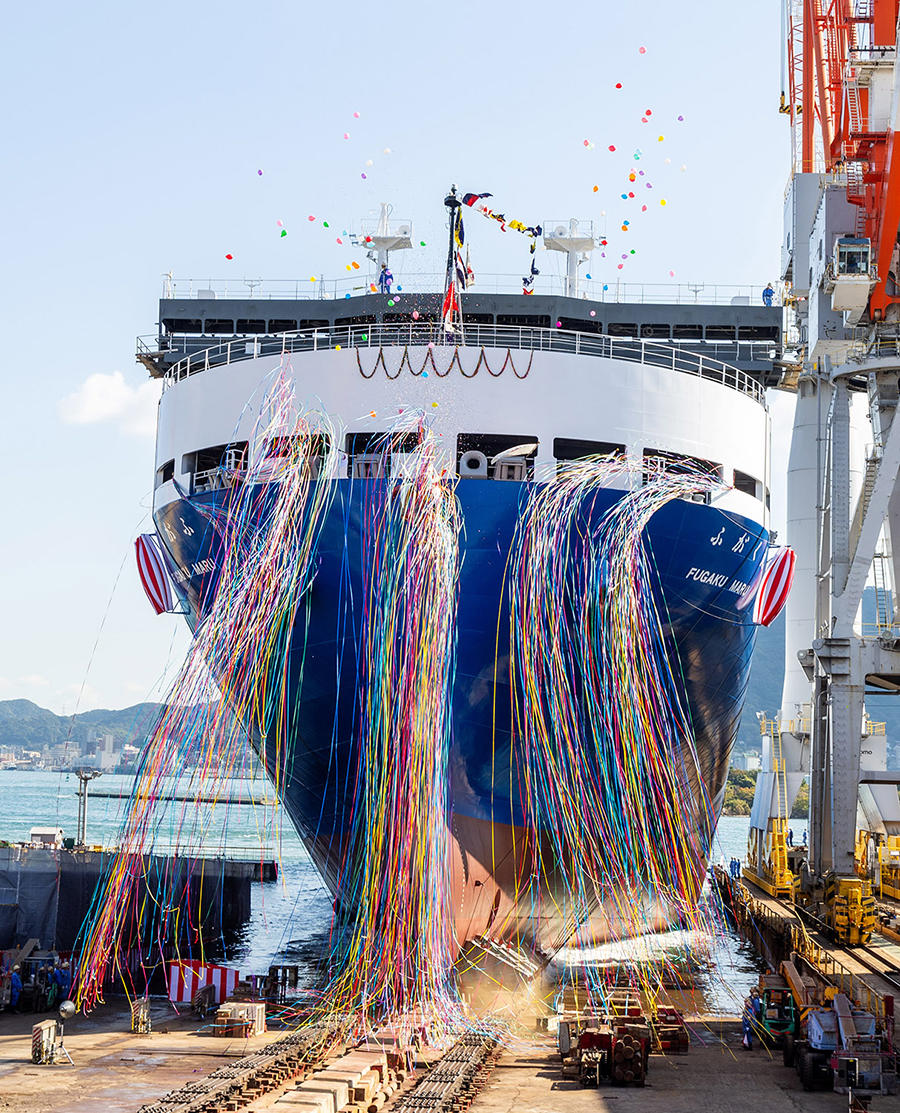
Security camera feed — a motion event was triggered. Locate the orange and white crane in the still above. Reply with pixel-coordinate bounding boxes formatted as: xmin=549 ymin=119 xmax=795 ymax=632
xmin=748 ymin=1 xmax=900 ymax=944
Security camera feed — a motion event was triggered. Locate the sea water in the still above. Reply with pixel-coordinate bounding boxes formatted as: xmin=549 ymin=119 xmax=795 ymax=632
xmin=0 ymin=771 xmax=761 ymax=1011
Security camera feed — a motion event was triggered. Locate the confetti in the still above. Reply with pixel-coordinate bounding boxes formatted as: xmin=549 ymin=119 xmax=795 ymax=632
xmin=323 ymin=221 xmax=330 ymax=228
xmin=280 ymin=229 xmax=288 ymax=237
xmin=384 ymin=147 xmax=392 ymax=155
xmin=660 ymin=199 xmax=667 ymax=206
xmin=335 ymin=344 xmax=342 ymax=351
xmin=592 ymin=185 xmax=599 ymax=192
xmin=361 ymin=333 xmax=368 ymax=340
xmin=645 ymin=109 xmax=652 ymax=116
xmin=336 ymin=237 xmax=343 ymax=244
xmin=308 ymin=215 xmax=315 ymax=221
xmin=352 ymin=261 xmax=360 ymax=269
xmin=639 ymin=45 xmax=646 ymax=53
xmin=225 ymin=253 xmax=233 ymax=260
xmin=677 ymin=115 xmax=684 ymax=121
xmin=412 ymin=310 xmax=420 ymax=320
xmin=257 ymin=169 xmax=263 ymax=176
xmin=419 ymin=240 xmax=426 ymax=246
xmin=590 ymin=310 xmax=596 ymax=316
xmin=615 ymin=82 xmax=623 ymax=89
xmin=431 ymin=402 xmax=438 ymax=408
xmin=353 ymin=111 xmax=360 ymax=118
xmin=361 ymin=173 xmax=367 ymax=179
xmin=668 ymin=270 xmax=675 ymax=276
xmin=310 ymin=276 xmax=317 ymax=282
xmin=608 ymin=145 xmax=616 ymax=152
xmin=344 ymin=132 xmax=350 ymax=139
xmin=658 ymin=135 xmax=665 ymax=142
xmin=366 ymin=160 xmax=374 ymax=167
xmin=276 ymin=219 xmax=284 ymax=227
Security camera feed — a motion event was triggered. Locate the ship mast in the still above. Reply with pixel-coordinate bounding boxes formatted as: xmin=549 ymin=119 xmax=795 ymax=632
xmin=441 ymin=185 xmax=464 ymax=341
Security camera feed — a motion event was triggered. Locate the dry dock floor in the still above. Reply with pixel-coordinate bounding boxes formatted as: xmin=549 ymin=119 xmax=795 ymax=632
xmin=469 ymin=1027 xmax=900 ymax=1113
xmin=5 ymin=1008 xmax=900 ymax=1111
xmin=0 ymin=1000 xmax=272 ymax=1113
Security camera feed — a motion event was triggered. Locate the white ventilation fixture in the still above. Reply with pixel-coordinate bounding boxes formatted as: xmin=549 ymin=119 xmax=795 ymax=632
xmin=459 ymin=450 xmax=489 ymax=478
xmin=494 ymin=459 xmax=528 ymax=482
xmin=198 ymin=289 xmax=217 ymax=300
xmin=353 ymin=455 xmax=388 ymax=479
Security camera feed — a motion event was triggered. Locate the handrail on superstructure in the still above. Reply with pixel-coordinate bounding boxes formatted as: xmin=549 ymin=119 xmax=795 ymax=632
xmin=152 ymin=322 xmax=767 ymax=406
xmin=161 ymin=273 xmax=780 ymax=308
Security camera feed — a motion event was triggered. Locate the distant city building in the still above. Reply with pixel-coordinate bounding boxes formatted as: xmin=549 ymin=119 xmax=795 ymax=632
xmin=732 ymin=752 xmax=761 ymax=772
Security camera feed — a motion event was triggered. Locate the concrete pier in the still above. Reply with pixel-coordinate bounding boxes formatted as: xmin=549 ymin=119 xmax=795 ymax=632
xmin=0 ymin=844 xmax=274 ymax=952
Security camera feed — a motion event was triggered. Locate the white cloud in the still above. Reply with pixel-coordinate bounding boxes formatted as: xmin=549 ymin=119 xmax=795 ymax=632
xmin=58 ymin=371 xmax=161 ymax=437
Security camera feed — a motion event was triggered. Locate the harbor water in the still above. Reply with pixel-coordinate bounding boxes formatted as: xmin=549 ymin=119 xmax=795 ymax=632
xmin=0 ymin=770 xmax=762 ymax=1009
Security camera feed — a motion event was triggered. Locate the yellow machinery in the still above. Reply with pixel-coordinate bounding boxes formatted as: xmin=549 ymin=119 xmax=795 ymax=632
xmin=823 ymin=874 xmax=876 ymax=946
xmin=743 ymin=720 xmax=796 ymax=900
xmin=878 ymin=835 xmax=900 ymax=901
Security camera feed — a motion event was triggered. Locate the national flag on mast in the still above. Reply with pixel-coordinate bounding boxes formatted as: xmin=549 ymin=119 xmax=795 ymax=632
xmin=441 ymin=281 xmax=460 ymax=333
xmin=462 ymin=191 xmax=492 ymax=207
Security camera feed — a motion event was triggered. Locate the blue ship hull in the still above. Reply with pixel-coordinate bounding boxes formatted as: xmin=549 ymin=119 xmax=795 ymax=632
xmin=155 ymin=479 xmax=766 ymax=947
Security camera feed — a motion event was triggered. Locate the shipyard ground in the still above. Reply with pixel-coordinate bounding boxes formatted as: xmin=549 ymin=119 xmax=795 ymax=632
xmin=4 ymin=1005 xmax=900 ymax=1112
xmin=468 ymin=1028 xmax=900 ymax=1112
xmin=0 ymin=999 xmax=272 ymax=1113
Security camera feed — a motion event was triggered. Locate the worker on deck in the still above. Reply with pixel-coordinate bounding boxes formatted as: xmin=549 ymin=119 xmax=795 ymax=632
xmin=787 ymin=828 xmax=794 ymax=847
xmin=378 ymin=264 xmax=393 ymax=295
xmin=8 ymin=966 xmax=22 ymax=1012
xmin=762 ymin=283 xmax=775 ymax=307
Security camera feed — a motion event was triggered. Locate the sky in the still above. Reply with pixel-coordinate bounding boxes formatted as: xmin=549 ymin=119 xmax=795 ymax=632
xmin=0 ymin=0 xmax=793 ymax=714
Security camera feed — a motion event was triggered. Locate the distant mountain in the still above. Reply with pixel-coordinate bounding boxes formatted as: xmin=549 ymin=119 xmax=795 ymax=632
xmin=737 ymin=586 xmax=900 ymax=750
xmin=0 ymin=699 xmax=163 ymax=751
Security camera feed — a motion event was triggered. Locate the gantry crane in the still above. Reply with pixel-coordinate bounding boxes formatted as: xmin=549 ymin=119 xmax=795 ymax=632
xmin=748 ymin=0 xmax=900 ymax=943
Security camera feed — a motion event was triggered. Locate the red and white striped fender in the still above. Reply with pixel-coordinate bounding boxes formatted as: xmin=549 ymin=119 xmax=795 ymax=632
xmin=135 ymin=533 xmax=175 ymax=616
xmin=752 ymin=546 xmax=796 ymax=627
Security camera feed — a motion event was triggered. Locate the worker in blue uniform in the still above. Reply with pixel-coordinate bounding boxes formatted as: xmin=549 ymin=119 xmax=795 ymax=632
xmin=9 ymin=965 xmax=22 ymax=1012
xmin=742 ymin=989 xmax=762 ymax=1048
xmin=54 ymin=960 xmax=71 ymax=1000
xmin=762 ymin=283 xmax=775 ymax=307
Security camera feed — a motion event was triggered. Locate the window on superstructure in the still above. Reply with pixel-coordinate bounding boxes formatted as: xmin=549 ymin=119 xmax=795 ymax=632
xmin=640 ymin=324 xmax=671 ymax=339
xmin=155 ymin=460 xmax=175 ymax=488
xmin=553 ymin=438 xmax=625 ymax=466
xmin=496 ymin=314 xmax=551 ymax=328
xmin=265 ymin=434 xmax=331 ymax=477
xmin=456 ymin=434 xmax=538 ymax=481
xmin=204 ymin=319 xmax=235 ymax=334
xmin=738 ymin=326 xmax=780 ymax=341
xmin=607 ymin=322 xmax=638 ymax=337
xmin=734 ymin=469 xmax=762 ymax=500
xmin=558 ymin=316 xmax=603 ymax=334
xmin=673 ymin=324 xmax=703 ymax=339
xmin=183 ymin=442 xmax=248 ymax=494
xmin=268 ymin=319 xmax=298 ymax=333
xmin=164 ymin=318 xmax=202 ymax=334
xmin=705 ymin=325 xmax=736 ymax=341
xmin=642 ymin=449 xmax=720 ymax=503
xmin=236 ymin=319 xmax=266 ymax=333
xmin=345 ymin=431 xmax=421 ymax=479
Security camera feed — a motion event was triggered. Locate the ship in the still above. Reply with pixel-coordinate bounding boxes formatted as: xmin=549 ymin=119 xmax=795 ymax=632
xmin=137 ymin=194 xmax=783 ymax=952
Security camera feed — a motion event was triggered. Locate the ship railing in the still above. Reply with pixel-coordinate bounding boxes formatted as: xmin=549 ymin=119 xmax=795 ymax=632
xmin=161 ymin=273 xmax=780 ymax=307
xmin=158 ymin=323 xmax=766 ymax=404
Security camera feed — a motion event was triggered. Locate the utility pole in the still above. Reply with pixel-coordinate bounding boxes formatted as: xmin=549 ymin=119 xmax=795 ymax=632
xmin=75 ymin=768 xmax=102 ymax=848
